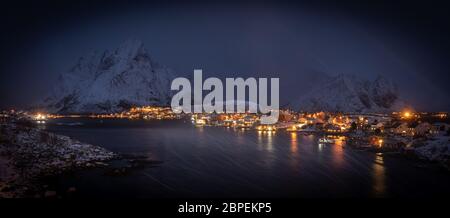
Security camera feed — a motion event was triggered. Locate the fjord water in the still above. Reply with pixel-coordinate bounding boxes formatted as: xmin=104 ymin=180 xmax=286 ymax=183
xmin=46 ymin=119 xmax=450 ymax=198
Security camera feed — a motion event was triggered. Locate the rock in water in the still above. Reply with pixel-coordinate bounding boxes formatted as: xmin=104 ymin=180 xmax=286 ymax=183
xmin=43 ymin=39 xmax=176 ymax=114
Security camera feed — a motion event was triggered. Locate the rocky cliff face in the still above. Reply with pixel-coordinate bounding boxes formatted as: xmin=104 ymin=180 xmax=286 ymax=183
xmin=43 ymin=39 xmax=176 ymax=113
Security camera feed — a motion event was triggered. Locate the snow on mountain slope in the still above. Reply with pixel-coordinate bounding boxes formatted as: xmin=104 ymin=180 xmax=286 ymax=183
xmin=294 ymin=74 xmax=404 ymax=112
xmin=43 ymin=39 xmax=176 ymax=113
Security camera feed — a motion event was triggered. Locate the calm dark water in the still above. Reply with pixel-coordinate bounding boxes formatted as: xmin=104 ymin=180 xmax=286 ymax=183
xmin=45 ymin=118 xmax=450 ymax=198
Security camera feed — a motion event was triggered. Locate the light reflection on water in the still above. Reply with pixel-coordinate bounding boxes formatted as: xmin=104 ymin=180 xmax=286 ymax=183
xmin=45 ymin=119 xmax=450 ymax=198
xmin=290 ymin=132 xmax=298 ymax=153
xmin=266 ymin=131 xmax=274 ymax=152
xmin=289 ymin=132 xmax=300 ymax=170
xmin=257 ymin=130 xmax=263 ymax=150
xmin=372 ymin=153 xmax=386 ymax=197
xmin=256 ymin=131 xmax=275 ymax=152
xmin=331 ymin=136 xmax=345 ymax=168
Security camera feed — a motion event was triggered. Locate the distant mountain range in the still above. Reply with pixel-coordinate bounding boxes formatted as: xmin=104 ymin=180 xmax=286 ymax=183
xmin=43 ymin=39 xmax=175 ymax=113
xmin=42 ymin=40 xmax=405 ymax=113
xmin=292 ymin=74 xmax=405 ymax=112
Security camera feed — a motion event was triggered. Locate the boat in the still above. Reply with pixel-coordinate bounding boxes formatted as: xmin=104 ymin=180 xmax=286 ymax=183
xmin=318 ymin=138 xmax=335 ymax=144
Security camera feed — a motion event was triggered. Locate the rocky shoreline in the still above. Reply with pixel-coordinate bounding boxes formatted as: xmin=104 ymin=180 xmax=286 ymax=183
xmin=345 ymin=133 xmax=450 ymax=170
xmin=412 ymin=136 xmax=450 ymax=169
xmin=0 ymin=118 xmax=116 ymax=198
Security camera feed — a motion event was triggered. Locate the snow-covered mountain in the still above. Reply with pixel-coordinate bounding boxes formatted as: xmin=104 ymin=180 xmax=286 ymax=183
xmin=293 ymin=74 xmax=404 ymax=112
xmin=43 ymin=39 xmax=176 ymax=113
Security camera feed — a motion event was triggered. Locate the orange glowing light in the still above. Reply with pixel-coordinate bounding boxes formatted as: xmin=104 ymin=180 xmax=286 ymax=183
xmin=404 ymin=112 xmax=410 ymax=117
xmin=378 ymin=139 xmax=383 ymax=147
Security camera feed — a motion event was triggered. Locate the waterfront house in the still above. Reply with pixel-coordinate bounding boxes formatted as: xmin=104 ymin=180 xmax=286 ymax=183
xmin=370 ymin=122 xmax=384 ymax=132
xmin=393 ymin=122 xmax=413 ymax=136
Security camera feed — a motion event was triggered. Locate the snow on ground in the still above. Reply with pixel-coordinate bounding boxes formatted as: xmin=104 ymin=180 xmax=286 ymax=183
xmin=415 ymin=136 xmax=450 ymax=165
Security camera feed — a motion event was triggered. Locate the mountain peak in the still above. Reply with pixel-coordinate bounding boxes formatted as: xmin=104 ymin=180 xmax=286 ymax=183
xmin=43 ymin=40 xmax=176 ymax=113
xmin=295 ymin=73 xmax=405 ymax=112
xmin=115 ymin=39 xmax=145 ymax=59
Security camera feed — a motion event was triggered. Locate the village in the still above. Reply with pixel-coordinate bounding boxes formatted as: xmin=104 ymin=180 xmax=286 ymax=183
xmin=190 ymin=109 xmax=450 ymax=165
xmin=2 ymin=107 xmax=450 ymax=142
xmin=190 ymin=109 xmax=449 ymax=137
xmin=10 ymin=106 xmax=183 ymax=121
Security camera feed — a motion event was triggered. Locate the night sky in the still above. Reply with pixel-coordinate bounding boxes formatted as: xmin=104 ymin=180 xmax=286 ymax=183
xmin=1 ymin=0 xmax=450 ymax=111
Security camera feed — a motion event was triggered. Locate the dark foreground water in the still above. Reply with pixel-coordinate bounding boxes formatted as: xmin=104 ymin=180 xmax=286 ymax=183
xmin=45 ymin=118 xmax=450 ymax=198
